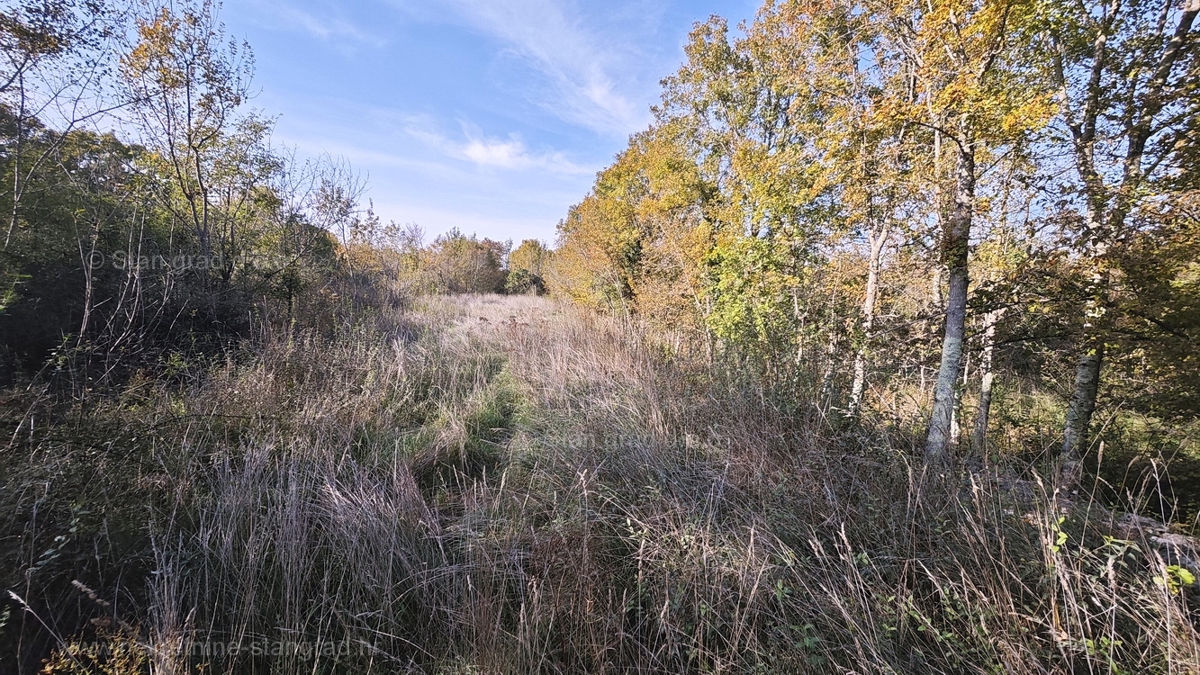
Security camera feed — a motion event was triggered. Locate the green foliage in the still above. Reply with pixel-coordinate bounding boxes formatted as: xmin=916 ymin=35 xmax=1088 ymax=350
xmin=424 ymin=228 xmax=509 ymax=294
xmin=552 ymin=0 xmax=1200 ymax=513
xmin=508 ymin=239 xmax=550 ymax=278
xmin=504 ymin=239 xmax=550 ymax=295
xmin=0 ymin=0 xmax=367 ymax=384
xmin=703 ymin=236 xmax=799 ymax=359
xmin=504 ymin=267 xmax=544 ymax=295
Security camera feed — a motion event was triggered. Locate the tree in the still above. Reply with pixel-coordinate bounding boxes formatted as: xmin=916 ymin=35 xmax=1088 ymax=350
xmin=746 ymin=0 xmax=922 ymax=415
xmin=2 ymin=0 xmax=122 ymax=250
xmin=506 ymin=239 xmax=550 ymax=295
xmin=425 ymin=228 xmax=508 ymax=294
xmin=655 ymin=13 xmax=848 ymax=378
xmin=870 ymin=0 xmax=1053 ymax=459
xmin=119 ymin=0 xmax=260 ymax=279
xmin=549 ymin=133 xmax=655 ymax=310
xmin=508 ymin=238 xmax=549 ymax=277
xmin=1043 ymin=0 xmax=1199 ymax=481
xmin=0 ymin=121 xmax=147 ymax=371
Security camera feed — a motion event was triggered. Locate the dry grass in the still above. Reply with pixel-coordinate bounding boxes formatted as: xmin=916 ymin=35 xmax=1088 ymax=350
xmin=2 ymin=293 xmax=1198 ymax=674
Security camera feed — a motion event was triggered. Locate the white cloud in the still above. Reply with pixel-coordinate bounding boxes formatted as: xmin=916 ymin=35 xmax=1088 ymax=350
xmin=433 ymin=0 xmax=650 ymax=135
xmin=459 ymin=132 xmax=590 ymax=174
xmin=395 ymin=115 xmax=592 ymax=174
xmin=462 ymin=136 xmax=525 ymax=166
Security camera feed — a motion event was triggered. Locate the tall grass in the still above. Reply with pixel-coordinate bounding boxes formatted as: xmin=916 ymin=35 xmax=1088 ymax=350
xmin=2 ymin=292 xmax=1197 ymax=673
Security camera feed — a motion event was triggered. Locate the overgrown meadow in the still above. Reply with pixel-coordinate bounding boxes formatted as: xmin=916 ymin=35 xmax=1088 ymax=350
xmin=3 ymin=0 xmax=1200 ymax=672
xmin=3 ymin=282 xmax=1198 ymax=674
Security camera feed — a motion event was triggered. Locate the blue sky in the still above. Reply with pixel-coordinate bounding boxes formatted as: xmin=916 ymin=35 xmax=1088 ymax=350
xmin=219 ymin=0 xmax=760 ymax=245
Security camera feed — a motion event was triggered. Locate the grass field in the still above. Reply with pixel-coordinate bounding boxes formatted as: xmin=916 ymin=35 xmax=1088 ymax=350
xmin=2 ymin=293 xmax=1198 ymax=674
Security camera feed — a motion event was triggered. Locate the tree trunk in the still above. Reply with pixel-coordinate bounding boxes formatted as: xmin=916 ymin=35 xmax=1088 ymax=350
xmin=925 ymin=135 xmax=975 ymax=461
xmin=849 ymin=223 xmax=889 ymax=416
xmin=6 ymin=74 xmax=25 ymax=249
xmin=819 ymin=330 xmax=839 ymax=408
xmin=971 ymin=308 xmax=1001 ymax=456
xmin=952 ymin=349 xmax=969 ymax=446
xmin=1061 ymin=339 xmax=1103 ymax=485
xmin=1061 ymin=266 xmax=1108 ymax=483
xmin=931 ymin=262 xmax=944 ymax=311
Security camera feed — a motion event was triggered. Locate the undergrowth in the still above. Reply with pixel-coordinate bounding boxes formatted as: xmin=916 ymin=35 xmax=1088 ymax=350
xmin=1 ymin=294 xmax=1197 ymax=674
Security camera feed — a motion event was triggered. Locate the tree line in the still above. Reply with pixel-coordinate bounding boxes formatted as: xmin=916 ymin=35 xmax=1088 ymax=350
xmin=0 ymin=0 xmax=372 ymax=384
xmin=549 ymin=0 xmax=1200 ymax=498
xmin=0 ymin=0 xmax=557 ymax=390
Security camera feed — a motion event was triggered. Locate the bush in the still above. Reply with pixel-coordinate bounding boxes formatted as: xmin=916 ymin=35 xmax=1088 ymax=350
xmin=424 ymin=229 xmax=509 ymax=294
xmin=504 ymin=268 xmax=545 ymax=295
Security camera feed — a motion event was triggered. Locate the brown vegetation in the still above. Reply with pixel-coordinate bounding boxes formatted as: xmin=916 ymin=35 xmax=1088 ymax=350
xmin=2 ymin=0 xmax=1199 ymax=672
xmin=4 ymin=290 xmax=1198 ymax=673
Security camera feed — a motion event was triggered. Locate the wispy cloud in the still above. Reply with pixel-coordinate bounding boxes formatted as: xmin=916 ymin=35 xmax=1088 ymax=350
xmin=399 ymin=116 xmax=593 ymax=174
xmin=435 ymin=0 xmax=649 ymax=135
xmin=251 ymin=1 xmax=384 ymax=48
xmin=459 ymin=132 xmax=590 ymax=174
